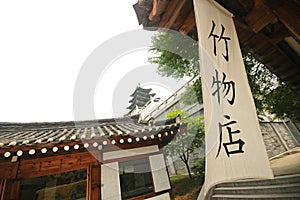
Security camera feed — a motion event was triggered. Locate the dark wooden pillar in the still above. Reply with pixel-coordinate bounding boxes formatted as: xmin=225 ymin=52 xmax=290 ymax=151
xmin=87 ymin=164 xmax=102 ymax=200
xmin=3 ymin=180 xmax=20 ymax=200
xmin=0 ymin=179 xmax=7 ymax=200
xmin=2 ymin=161 xmax=20 ymax=200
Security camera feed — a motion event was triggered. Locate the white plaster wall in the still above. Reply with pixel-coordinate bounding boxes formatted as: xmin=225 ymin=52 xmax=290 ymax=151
xmin=101 ymin=162 xmax=121 ymax=200
xmin=145 ymin=193 xmax=170 ymax=200
xmin=103 ymin=145 xmax=159 ymax=160
xmin=149 ymin=154 xmax=171 ymax=192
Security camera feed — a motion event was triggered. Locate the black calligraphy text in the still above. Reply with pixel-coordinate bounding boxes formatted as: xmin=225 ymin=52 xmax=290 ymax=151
xmin=208 ymin=20 xmax=231 ymax=62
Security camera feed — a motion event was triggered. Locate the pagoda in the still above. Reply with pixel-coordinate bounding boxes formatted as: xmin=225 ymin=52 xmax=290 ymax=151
xmin=127 ymin=85 xmax=156 ymax=115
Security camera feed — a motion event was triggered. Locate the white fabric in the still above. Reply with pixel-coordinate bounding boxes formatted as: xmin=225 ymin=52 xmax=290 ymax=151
xmin=193 ymin=0 xmax=274 ymax=198
xmin=149 ymin=154 xmax=171 ymax=192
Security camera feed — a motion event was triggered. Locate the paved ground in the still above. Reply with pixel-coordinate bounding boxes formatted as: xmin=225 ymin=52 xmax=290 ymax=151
xmin=270 ymin=147 xmax=300 ymax=176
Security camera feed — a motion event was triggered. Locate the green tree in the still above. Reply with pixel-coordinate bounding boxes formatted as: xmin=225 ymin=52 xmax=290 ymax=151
xmin=191 ymin=157 xmax=205 ymax=184
xmin=244 ymin=53 xmax=300 ymax=121
xmin=149 ymin=31 xmax=199 ymax=79
xmin=164 ymin=110 xmax=205 ymax=179
xmin=181 ymin=78 xmax=203 ymax=106
xmin=149 ymin=32 xmax=300 ymax=121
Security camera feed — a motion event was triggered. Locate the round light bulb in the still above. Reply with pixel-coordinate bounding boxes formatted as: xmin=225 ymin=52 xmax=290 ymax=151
xmin=29 ymin=149 xmax=36 ymax=155
xmin=4 ymin=152 xmax=11 ymax=158
xmin=52 ymin=146 xmax=58 ymax=152
xmin=41 ymin=148 xmax=47 ymax=154
xmin=17 ymin=150 xmax=23 ymax=156
xmin=64 ymin=146 xmax=70 ymax=151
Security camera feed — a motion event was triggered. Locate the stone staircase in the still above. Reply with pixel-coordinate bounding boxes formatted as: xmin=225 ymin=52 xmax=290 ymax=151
xmin=211 ymin=173 xmax=300 ymax=199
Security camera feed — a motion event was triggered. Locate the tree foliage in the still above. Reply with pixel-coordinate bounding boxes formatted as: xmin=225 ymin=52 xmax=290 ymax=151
xmin=166 ymin=109 xmax=188 ymax=119
xmin=191 ymin=157 xmax=205 ymax=184
xmin=149 ymin=31 xmax=199 ymax=79
xmin=244 ymin=52 xmax=300 ymax=121
xmin=149 ymin=32 xmax=300 ymax=121
xmin=181 ymin=78 xmax=203 ymax=105
xmin=164 ymin=110 xmax=205 ymax=179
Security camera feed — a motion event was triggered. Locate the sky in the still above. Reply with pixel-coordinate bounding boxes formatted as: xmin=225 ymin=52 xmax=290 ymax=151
xmin=0 ymin=0 xmax=187 ymax=122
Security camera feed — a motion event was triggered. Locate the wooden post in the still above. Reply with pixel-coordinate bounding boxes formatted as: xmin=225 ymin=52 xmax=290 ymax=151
xmin=2 ymin=161 xmax=20 ymax=200
xmin=0 ymin=179 xmax=7 ymax=200
xmin=4 ymin=179 xmax=20 ymax=200
xmin=87 ymin=164 xmax=102 ymax=200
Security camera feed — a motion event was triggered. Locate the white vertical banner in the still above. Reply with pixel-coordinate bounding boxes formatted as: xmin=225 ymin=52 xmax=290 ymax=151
xmin=193 ymin=0 xmax=273 ymax=198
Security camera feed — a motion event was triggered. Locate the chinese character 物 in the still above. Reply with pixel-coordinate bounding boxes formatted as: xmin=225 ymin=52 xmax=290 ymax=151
xmin=211 ymin=69 xmax=235 ymax=105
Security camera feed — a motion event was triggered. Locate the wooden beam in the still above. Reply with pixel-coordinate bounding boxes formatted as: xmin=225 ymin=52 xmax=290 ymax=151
xmin=162 ymin=0 xmax=188 ymax=29
xmin=254 ymin=0 xmax=264 ymax=7
xmin=265 ymin=0 xmax=300 ymax=43
xmin=87 ymin=164 xmax=101 ymax=200
xmin=234 ymin=14 xmax=300 ymax=93
xmin=179 ymin=11 xmax=195 ymax=35
xmin=173 ymin=0 xmax=193 ymax=30
xmin=0 ymin=179 xmax=7 ymax=200
xmin=268 ymin=22 xmax=291 ymax=44
xmin=238 ymin=0 xmax=256 ymax=13
xmin=1 ymin=151 xmax=99 ymax=179
xmin=245 ymin=3 xmax=276 ymax=33
xmin=127 ymin=192 xmax=156 ymax=200
xmin=0 ymin=163 xmax=14 ymax=179
xmin=159 ymin=0 xmax=180 ymax=27
xmin=149 ymin=0 xmax=169 ymax=22
xmin=4 ymin=180 xmax=20 ymax=200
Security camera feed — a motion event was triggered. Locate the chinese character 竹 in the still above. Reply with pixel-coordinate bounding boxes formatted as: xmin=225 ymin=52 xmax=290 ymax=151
xmin=208 ymin=20 xmax=231 ymax=62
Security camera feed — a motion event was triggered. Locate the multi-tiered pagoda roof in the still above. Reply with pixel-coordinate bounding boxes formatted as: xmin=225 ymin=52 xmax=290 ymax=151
xmin=127 ymin=86 xmax=156 ymax=114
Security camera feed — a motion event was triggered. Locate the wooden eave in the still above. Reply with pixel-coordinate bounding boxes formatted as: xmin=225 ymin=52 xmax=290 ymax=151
xmin=0 ymin=115 xmax=183 ymax=200
xmin=0 ymin=116 xmax=187 ymax=163
xmin=134 ymin=0 xmax=300 ymax=95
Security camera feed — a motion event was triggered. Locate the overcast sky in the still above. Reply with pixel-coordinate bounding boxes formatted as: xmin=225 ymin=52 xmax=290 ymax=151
xmin=0 ymin=0 xmax=186 ymax=122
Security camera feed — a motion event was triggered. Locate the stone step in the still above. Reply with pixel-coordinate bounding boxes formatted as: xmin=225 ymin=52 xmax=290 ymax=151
xmin=216 ymin=173 xmax=300 ymax=187
xmin=214 ymin=183 xmax=300 ymax=195
xmin=212 ymin=193 xmax=300 ymax=200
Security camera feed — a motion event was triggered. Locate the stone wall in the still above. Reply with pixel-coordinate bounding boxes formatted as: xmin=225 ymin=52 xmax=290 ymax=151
xmin=260 ymin=122 xmax=299 ymax=158
xmin=166 ymin=122 xmax=299 ymax=175
xmin=145 ymin=86 xmax=299 ymax=174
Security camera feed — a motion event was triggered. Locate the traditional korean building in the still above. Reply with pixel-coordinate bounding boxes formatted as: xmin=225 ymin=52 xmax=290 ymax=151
xmin=0 ymin=115 xmax=186 ymax=200
xmin=127 ymin=86 xmax=157 ymax=116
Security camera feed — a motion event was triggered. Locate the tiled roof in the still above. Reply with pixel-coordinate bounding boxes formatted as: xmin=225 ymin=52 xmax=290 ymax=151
xmin=128 ymin=86 xmax=157 ymax=114
xmin=0 ymin=116 xmax=182 ymax=150
xmin=130 ymin=86 xmax=153 ymax=97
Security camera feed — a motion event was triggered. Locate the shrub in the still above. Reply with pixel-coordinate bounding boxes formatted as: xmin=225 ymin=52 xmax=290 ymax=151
xmin=191 ymin=157 xmax=205 ymax=184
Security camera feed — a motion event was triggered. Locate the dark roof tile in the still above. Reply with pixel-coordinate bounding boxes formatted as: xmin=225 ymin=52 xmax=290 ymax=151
xmin=0 ymin=116 xmax=182 ymax=149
